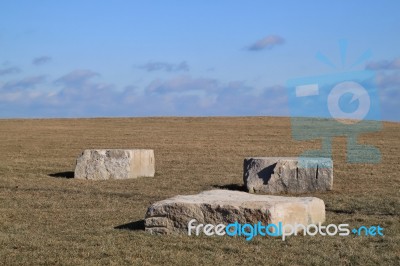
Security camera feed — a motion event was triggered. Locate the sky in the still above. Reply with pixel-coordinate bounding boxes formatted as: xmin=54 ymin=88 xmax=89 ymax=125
xmin=0 ymin=1 xmax=399 ymax=121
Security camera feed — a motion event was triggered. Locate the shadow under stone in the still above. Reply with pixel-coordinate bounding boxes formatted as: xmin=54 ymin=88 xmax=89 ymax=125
xmin=212 ymin=184 xmax=247 ymax=192
xmin=114 ymin=220 xmax=145 ymax=231
xmin=49 ymin=171 xmax=75 ymax=179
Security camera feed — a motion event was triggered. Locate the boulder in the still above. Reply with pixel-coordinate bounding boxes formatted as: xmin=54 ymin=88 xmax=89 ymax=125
xmin=243 ymin=157 xmax=333 ymax=194
xmin=145 ymin=189 xmax=325 ymax=234
xmin=74 ymin=149 xmax=155 ymax=180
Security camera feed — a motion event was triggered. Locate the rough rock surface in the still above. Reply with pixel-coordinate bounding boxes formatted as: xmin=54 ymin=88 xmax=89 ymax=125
xmin=243 ymin=157 xmax=333 ymax=194
xmin=145 ymin=189 xmax=325 ymax=234
xmin=74 ymin=149 xmax=155 ymax=180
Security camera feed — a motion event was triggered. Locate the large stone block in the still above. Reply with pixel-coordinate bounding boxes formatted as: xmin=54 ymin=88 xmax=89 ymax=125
xmin=74 ymin=149 xmax=155 ymax=180
xmin=244 ymin=157 xmax=333 ymax=194
xmin=145 ymin=189 xmax=325 ymax=235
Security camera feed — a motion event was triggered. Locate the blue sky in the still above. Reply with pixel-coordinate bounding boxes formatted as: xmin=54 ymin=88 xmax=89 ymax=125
xmin=0 ymin=1 xmax=399 ymax=120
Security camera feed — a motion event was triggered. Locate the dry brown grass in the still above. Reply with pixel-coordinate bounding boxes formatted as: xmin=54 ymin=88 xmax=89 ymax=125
xmin=0 ymin=117 xmax=399 ymax=265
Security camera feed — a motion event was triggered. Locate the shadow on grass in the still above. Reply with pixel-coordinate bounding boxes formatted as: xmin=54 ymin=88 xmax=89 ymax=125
xmin=49 ymin=171 xmax=74 ymax=179
xmin=212 ymin=184 xmax=247 ymax=192
xmin=115 ymin=220 xmax=145 ymax=231
xmin=326 ymin=208 xmax=356 ymax=214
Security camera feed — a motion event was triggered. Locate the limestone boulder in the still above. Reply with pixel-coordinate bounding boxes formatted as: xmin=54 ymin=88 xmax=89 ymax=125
xmin=145 ymin=189 xmax=325 ymax=234
xmin=243 ymin=157 xmax=333 ymax=194
xmin=74 ymin=149 xmax=155 ymax=180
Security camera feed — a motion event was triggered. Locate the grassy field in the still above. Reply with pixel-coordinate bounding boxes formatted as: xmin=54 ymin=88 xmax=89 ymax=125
xmin=0 ymin=117 xmax=399 ymax=265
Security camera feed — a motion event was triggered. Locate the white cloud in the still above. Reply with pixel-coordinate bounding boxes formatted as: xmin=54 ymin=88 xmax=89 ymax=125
xmin=54 ymin=70 xmax=99 ymax=87
xmin=146 ymin=76 xmax=218 ymax=94
xmin=0 ymin=75 xmax=46 ymax=91
xmin=0 ymin=72 xmax=290 ymax=118
xmin=0 ymin=66 xmax=21 ymax=76
xmin=366 ymin=58 xmax=400 ymax=70
xmin=247 ymin=35 xmax=285 ymax=51
xmin=32 ymin=56 xmax=52 ymax=66
xmin=138 ymin=61 xmax=189 ymax=72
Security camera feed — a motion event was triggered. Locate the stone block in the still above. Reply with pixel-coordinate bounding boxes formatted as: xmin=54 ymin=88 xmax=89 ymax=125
xmin=74 ymin=149 xmax=155 ymax=180
xmin=244 ymin=157 xmax=333 ymax=194
xmin=145 ymin=189 xmax=325 ymax=235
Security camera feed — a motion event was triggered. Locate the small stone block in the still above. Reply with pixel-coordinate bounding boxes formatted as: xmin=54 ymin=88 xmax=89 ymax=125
xmin=74 ymin=149 xmax=155 ymax=180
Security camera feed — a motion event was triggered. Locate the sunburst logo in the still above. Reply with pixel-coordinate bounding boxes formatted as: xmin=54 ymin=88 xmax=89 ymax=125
xmin=317 ymin=40 xmax=376 ymax=124
xmin=286 ymin=40 xmax=381 ymax=164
